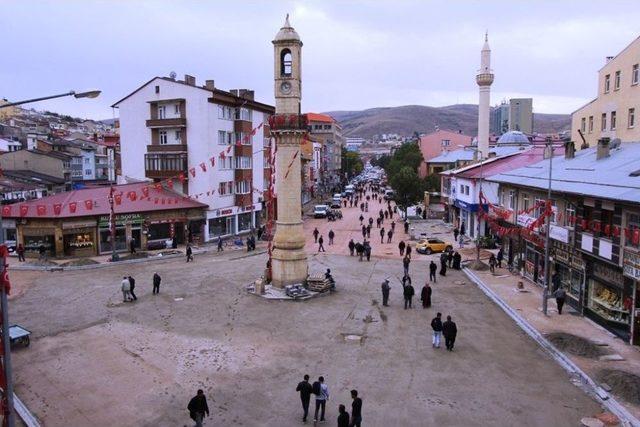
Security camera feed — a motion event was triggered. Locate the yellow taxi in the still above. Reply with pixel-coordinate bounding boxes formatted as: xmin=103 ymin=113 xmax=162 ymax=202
xmin=415 ymin=238 xmax=453 ymax=255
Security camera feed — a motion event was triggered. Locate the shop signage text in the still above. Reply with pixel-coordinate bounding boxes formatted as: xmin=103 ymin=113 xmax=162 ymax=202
xmin=549 ymin=225 xmax=569 ymax=243
xmin=623 ymin=249 xmax=640 ymax=280
xmin=593 ymin=262 xmax=624 ymax=285
xmin=98 ymin=213 xmax=143 ymax=227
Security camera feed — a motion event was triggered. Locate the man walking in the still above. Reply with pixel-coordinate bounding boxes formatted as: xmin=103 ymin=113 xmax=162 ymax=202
xmin=406 ymin=244 xmax=412 ymax=259
xmin=318 ymin=235 xmax=326 ymax=252
xmin=152 ymin=272 xmax=161 ymax=295
xmin=421 ymin=282 xmax=432 ymax=308
xmin=489 ymin=254 xmax=497 ymax=273
xmin=348 ymin=239 xmax=355 ymax=256
xmin=337 ymin=404 xmax=350 ymax=427
xmin=387 ymin=229 xmax=393 ymax=243
xmin=429 ymin=261 xmax=437 ymax=282
xmin=398 ymin=240 xmax=405 ymax=256
xmin=404 ymin=220 xmax=409 ymax=234
xmin=453 ymin=227 xmax=459 ymax=243
xmin=381 ymin=278 xmax=390 ymax=306
xmin=431 ymin=312 xmax=443 ymax=349
xmin=186 ymin=244 xmax=193 ymax=262
xmin=313 ymin=227 xmax=319 ymax=243
xmin=497 ymin=248 xmax=504 ymax=268
xmin=187 ymin=389 xmax=210 ymax=427
xmin=403 ymin=255 xmax=410 ymax=276
xmin=217 ymin=235 xmax=224 ymax=252
xmin=366 ymin=224 xmax=371 ymax=239
xmin=313 ymin=376 xmax=329 ymax=423
xmin=364 ymin=241 xmax=371 ymax=261
xmin=296 ymin=374 xmax=313 ymax=423
xmin=129 ymin=238 xmax=136 ymax=254
xmin=121 ymin=276 xmax=132 ymax=302
xmin=554 ymin=286 xmax=567 ymax=315
xmin=328 ymin=229 xmax=335 ymax=245
xmin=442 ymin=315 xmax=458 ymax=351
xmin=439 ymin=253 xmax=447 ymax=276
xmin=403 ymin=281 xmax=415 ymax=309
xmin=350 ymin=389 xmax=362 ymax=427
xmin=380 ymin=227 xmax=385 ymax=244
xmin=128 ymin=276 xmax=137 ymax=301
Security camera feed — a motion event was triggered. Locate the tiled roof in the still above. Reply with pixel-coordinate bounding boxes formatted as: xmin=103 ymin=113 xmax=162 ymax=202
xmin=306 ymin=113 xmax=334 ymax=123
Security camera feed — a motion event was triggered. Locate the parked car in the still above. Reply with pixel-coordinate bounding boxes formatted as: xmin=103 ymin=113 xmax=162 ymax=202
xmin=314 ymin=205 xmax=329 ymax=218
xmin=415 ymin=238 xmax=453 ymax=255
xmin=4 ymin=240 xmax=16 ymax=256
xmin=384 ymin=189 xmax=395 ymax=201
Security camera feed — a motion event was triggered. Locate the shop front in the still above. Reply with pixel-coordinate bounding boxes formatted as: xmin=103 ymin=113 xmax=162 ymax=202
xmin=523 ymin=240 xmax=545 ymax=285
xmin=622 ymin=248 xmax=640 ymax=346
xmin=2 ymin=219 xmax=16 ymax=242
xmin=208 ymin=208 xmax=236 ymax=239
xmin=552 ymin=240 xmax=584 ymax=310
xmin=98 ymin=214 xmax=143 ymax=254
xmin=21 ymin=227 xmax=57 ymax=257
xmin=584 ymin=257 xmax=632 ymax=341
xmin=62 ymin=220 xmax=97 ymax=257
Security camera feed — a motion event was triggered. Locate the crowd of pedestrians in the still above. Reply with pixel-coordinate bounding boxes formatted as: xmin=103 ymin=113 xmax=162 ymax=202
xmin=295 ymin=375 xmax=363 ymax=426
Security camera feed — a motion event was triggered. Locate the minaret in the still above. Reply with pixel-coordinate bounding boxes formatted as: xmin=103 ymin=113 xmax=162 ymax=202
xmin=476 ymin=32 xmax=494 ymax=159
xmin=269 ymin=15 xmax=308 ymax=287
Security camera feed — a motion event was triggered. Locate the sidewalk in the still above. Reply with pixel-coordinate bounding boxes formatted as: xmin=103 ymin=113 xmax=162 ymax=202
xmin=466 ymin=264 xmax=640 ymax=424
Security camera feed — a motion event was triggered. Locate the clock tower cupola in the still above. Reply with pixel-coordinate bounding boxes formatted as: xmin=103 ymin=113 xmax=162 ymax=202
xmin=273 ymin=14 xmax=302 ymax=115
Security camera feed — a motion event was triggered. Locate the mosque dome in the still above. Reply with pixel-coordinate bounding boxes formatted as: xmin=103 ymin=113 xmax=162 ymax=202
xmin=274 ymin=14 xmax=300 ymax=42
xmin=496 ymin=131 xmax=531 ymax=145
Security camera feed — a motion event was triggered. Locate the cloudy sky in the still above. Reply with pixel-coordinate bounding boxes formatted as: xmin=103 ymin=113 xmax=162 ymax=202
xmin=2 ymin=1 xmax=639 ymax=119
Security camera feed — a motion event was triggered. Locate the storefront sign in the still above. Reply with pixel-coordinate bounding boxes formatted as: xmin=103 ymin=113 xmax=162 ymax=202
xmin=549 ymin=225 xmax=569 ymax=243
xmin=62 ymin=220 xmax=97 ymax=230
xmin=593 ymin=262 xmax=624 ymax=285
xmin=517 ymin=214 xmax=535 ymax=228
xmin=623 ymin=249 xmax=640 ymax=280
xmin=98 ymin=213 xmax=143 ymax=227
xmin=149 ymin=217 xmax=186 ymax=225
xmin=553 ymin=241 xmax=584 ymax=270
xmin=453 ymin=199 xmax=487 ymax=213
xmin=2 ymin=219 xmax=16 ymax=229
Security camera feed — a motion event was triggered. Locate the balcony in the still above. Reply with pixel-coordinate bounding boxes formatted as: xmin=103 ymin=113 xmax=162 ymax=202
xmin=145 ymin=117 xmax=187 ymax=128
xmin=235 ymin=193 xmax=253 ymax=207
xmin=147 ymin=144 xmax=188 ymax=153
xmin=144 ymin=153 xmax=188 ymax=179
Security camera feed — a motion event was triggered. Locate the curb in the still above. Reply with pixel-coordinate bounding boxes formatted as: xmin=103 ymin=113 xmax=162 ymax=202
xmin=463 ymin=267 xmax=639 ymax=427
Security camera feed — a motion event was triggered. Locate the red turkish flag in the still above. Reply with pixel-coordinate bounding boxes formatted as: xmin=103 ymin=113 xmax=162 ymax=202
xmin=0 ymin=266 xmax=10 ymax=295
xmin=603 ymin=224 xmax=611 ymax=236
xmin=209 ymin=156 xmax=215 ymax=167
xmin=580 ymin=219 xmax=588 ymax=230
xmin=226 ymin=145 xmax=232 ymax=154
xmin=69 ymin=202 xmax=77 ymax=213
xmin=84 ymin=199 xmax=93 ymax=210
xmin=634 ymin=229 xmax=640 ymax=246
xmin=1 ymin=206 xmax=10 ymax=216
xmin=178 ymin=173 xmax=186 ymax=183
xmin=37 ymin=205 xmax=46 ymax=216
xmin=199 ymin=162 xmax=207 ymax=173
xmin=114 ymin=193 xmax=122 ymax=205
xmin=166 ymin=179 xmax=173 ymax=189
xmin=53 ymin=203 xmax=62 ymax=215
xmin=220 ymin=152 xmax=226 ymax=160
xmin=613 ymin=226 xmax=621 ymax=237
xmin=142 ymin=186 xmax=149 ymax=198
xmin=154 ymin=183 xmax=162 ymax=192
xmin=593 ymin=221 xmax=601 ymax=233
xmin=189 ymin=167 xmax=196 ymax=177
xmin=161 ymin=198 xmax=166 ymax=205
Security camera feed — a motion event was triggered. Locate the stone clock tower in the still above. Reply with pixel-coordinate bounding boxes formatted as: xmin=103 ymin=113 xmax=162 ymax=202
xmin=269 ymin=15 xmax=308 ymax=287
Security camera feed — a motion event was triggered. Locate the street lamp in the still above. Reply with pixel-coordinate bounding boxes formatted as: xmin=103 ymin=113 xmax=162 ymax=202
xmin=0 ymin=90 xmax=101 ymax=108
xmin=461 ymin=145 xmax=485 ymax=267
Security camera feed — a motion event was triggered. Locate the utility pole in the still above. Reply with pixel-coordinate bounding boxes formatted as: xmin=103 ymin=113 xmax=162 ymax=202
xmin=542 ymin=140 xmax=554 ymax=315
xmin=108 ymin=185 xmax=117 ymax=262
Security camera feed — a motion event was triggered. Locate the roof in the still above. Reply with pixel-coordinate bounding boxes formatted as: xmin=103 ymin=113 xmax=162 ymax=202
xmin=111 ymin=76 xmax=213 ymax=107
xmin=496 ymin=131 xmax=531 ymax=145
xmin=487 ymin=142 xmax=640 ymax=203
xmin=3 ymin=170 xmax=65 ymax=186
xmin=429 ymin=145 xmax=524 ymax=164
xmin=456 ymin=146 xmax=561 ymax=179
xmin=306 ymin=113 xmax=334 ymax=123
xmin=273 ymin=15 xmax=301 ymax=42
xmin=4 ymin=182 xmax=207 ymax=219
xmin=21 ymin=149 xmax=74 ymax=161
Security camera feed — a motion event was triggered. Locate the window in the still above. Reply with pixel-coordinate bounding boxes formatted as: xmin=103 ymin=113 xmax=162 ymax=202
xmin=235 ymin=180 xmax=250 ymax=194
xmin=522 ymin=193 xmax=530 ymax=212
xmin=600 ymin=209 xmax=614 ymax=238
xmin=235 ymin=156 xmax=252 ymax=169
xmin=465 ymin=185 xmax=470 ymax=195
xmin=534 ymin=198 xmax=545 ymax=218
xmin=158 ymin=105 xmax=166 ymax=119
xmin=626 ymin=213 xmax=640 ymax=248
xmin=218 ymin=155 xmax=233 ymax=170
xmin=217 ymin=105 xmax=233 ymax=120
xmin=629 ymin=108 xmax=635 ymax=128
xmin=236 ymin=132 xmax=252 ymax=145
xmin=85 ymin=169 xmax=91 ymax=175
xmin=614 ymin=71 xmax=621 ymax=90
xmin=218 ymin=131 xmax=232 ymax=145
xmin=323 ymin=124 xmax=331 ymax=130
xmin=174 ymin=104 xmax=180 ymax=115
xmin=159 ymin=130 xmax=168 ymax=145
xmin=588 ymin=116 xmax=594 ymax=133
xmin=611 ymin=111 xmax=617 ymax=130
xmin=565 ymin=206 xmax=576 ymax=227
xmin=604 ymin=74 xmax=610 ymax=93
xmin=84 ymin=157 xmax=90 ymax=164
xmin=281 ymin=49 xmax=292 ymax=76
xmin=175 ymin=130 xmax=182 ymax=142
xmin=441 ymin=139 xmax=451 ymax=147
xmin=601 ymin=113 xmax=607 ymax=131
xmin=581 ymin=117 xmax=586 ymax=133
xmin=218 ymin=181 xmax=234 ymax=196
xmin=633 ymin=64 xmax=639 ymax=85
xmin=155 ymin=85 xmax=160 ymax=94
xmin=235 ymin=108 xmax=252 ymax=121
xmin=508 ymin=190 xmax=515 ymax=209
xmin=460 ymin=184 xmax=464 ymax=194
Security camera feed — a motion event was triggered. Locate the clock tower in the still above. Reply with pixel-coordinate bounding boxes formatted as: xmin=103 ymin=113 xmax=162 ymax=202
xmin=269 ymin=15 xmax=308 ymax=287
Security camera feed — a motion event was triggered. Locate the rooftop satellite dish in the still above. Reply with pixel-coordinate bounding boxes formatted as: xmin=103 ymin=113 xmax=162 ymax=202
xmin=169 ymin=71 xmax=177 ymax=79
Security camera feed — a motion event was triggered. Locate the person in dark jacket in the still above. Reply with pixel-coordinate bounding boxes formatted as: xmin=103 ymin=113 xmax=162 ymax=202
xmin=496 ymin=248 xmax=504 ymax=268
xmin=296 ymin=374 xmax=313 ymax=422
xmin=381 ymin=279 xmax=390 ymax=306
xmin=403 ymin=255 xmax=411 ymax=276
xmin=348 ymin=239 xmax=355 ymax=256
xmin=350 ymin=389 xmax=363 ymax=427
xmin=361 ymin=225 xmax=367 ymax=239
xmin=404 ymin=220 xmax=409 ymax=234
xmin=337 ymin=404 xmax=350 ymax=427
xmin=431 ymin=313 xmax=443 ymax=349
xmin=553 ymin=287 xmax=567 ymax=315
xmin=453 ymin=227 xmax=459 ymax=243
xmin=421 ymin=283 xmax=432 ymax=308
xmin=217 ymin=236 xmax=224 ymax=252
xmin=489 ymin=254 xmax=497 ymax=273
xmin=152 ymin=272 xmax=161 ymax=295
xmin=447 ymin=250 xmax=454 ymax=268
xmin=460 ymin=222 xmax=466 ymax=236
xmin=364 ymin=242 xmax=372 ymax=261
xmin=380 ymin=227 xmax=385 ymax=244
xmin=186 ymin=244 xmax=193 ymax=262
xmin=442 ymin=315 xmax=458 ymax=351
xmin=429 ymin=261 xmax=437 ymax=282
xmin=187 ymin=389 xmax=210 ymax=427
xmin=328 ymin=229 xmax=335 ymax=245
xmin=398 ymin=240 xmax=406 ymax=256
xmin=403 ymin=281 xmax=415 ymax=309
xmin=406 ymin=244 xmax=412 ymax=259
xmin=355 ymin=242 xmax=364 ymax=261
xmin=313 ymin=227 xmax=319 ymax=243
xmin=16 ymin=244 xmax=25 ymax=262
xmin=130 ymin=238 xmax=136 ymax=254
xmin=318 ymin=236 xmax=326 ymax=252
xmin=128 ymin=276 xmax=137 ymax=301
xmin=453 ymin=252 xmax=462 ymax=270
xmin=439 ymin=253 xmax=447 ymax=276
xmin=387 ymin=229 xmax=393 ymax=243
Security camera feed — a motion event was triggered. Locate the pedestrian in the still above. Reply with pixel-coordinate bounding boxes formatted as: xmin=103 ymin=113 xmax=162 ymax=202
xmin=337 ymin=404 xmax=350 ymax=427
xmin=442 ymin=315 xmax=458 ymax=351
xmin=38 ymin=244 xmax=46 ymax=261
xmin=318 ymin=235 xmax=326 ymax=252
xmin=381 ymin=278 xmax=390 ymax=306
xmin=186 ymin=244 xmax=193 ymax=262
xmin=360 ymin=203 xmax=365 ymax=212
xmin=313 ymin=227 xmax=319 ymax=243
xmin=16 ymin=244 xmax=25 ymax=262
xmin=497 ymin=248 xmax=504 ymax=268
xmin=421 ymin=282 xmax=432 ymax=308
xmin=406 ymin=244 xmax=412 ymax=259
xmin=387 ymin=229 xmax=393 ymax=243
xmin=391 ymin=220 xmax=396 ymax=232
xmin=348 ymin=239 xmax=355 ymax=256
xmin=398 ymin=240 xmax=405 ymax=256
xmin=366 ymin=225 xmax=371 ymax=239
xmin=402 ymin=274 xmax=412 ymax=288
xmin=350 ymin=389 xmax=363 ymax=427
xmin=121 ymin=276 xmax=132 ymax=302
xmin=489 ymin=254 xmax=497 ymax=273
xmin=246 ymin=236 xmax=252 ymax=252
xmin=384 ymin=210 xmax=389 ymax=220
xmin=404 ymin=220 xmax=409 ymax=234
xmin=458 ymin=235 xmax=464 ymax=248
xmin=380 ymin=227 xmax=385 ymax=244
xmin=359 ymin=214 xmax=364 ymax=224
xmin=328 ymin=229 xmax=335 ymax=245
xmin=364 ymin=241 xmax=371 ymax=261
xmin=349 ymin=199 xmax=353 ymax=208
xmin=554 ymin=286 xmax=567 ymax=315
xmin=453 ymin=227 xmax=459 ymax=242
xmin=453 ymin=251 xmax=462 ymax=270
xmin=439 ymin=257 xmax=447 ymax=276
xmin=361 ymin=225 xmax=367 ymax=239
xmin=296 ymin=374 xmax=313 ymax=423
xmin=313 ymin=376 xmax=329 ymax=423
xmin=460 ymin=222 xmax=466 ymax=236
xmin=152 ymin=272 xmax=161 ymax=295
xmin=187 ymin=389 xmax=210 ymax=427
xmin=217 ymin=235 xmax=224 ymax=252
xmin=429 ymin=261 xmax=437 ymax=282
xmin=128 ymin=276 xmax=137 ymax=301
xmin=447 ymin=250 xmax=453 ymax=268
xmin=129 ymin=238 xmax=136 ymax=254
xmin=365 ymin=201 xmax=368 ymax=212
xmin=431 ymin=312 xmax=443 ymax=349
xmin=404 ymin=280 xmax=415 ymax=309
xmin=368 ymin=217 xmax=374 ymax=227
xmin=376 ymin=217 xmax=381 ymax=228
xmin=403 ymin=255 xmax=410 ymax=276
xmin=343 ymin=199 xmax=347 ymax=208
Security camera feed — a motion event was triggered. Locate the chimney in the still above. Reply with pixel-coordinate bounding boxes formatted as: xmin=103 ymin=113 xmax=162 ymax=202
xmin=241 ymin=90 xmax=255 ymax=101
xmin=596 ymin=137 xmax=610 ymax=160
xmin=230 ymin=89 xmax=240 ymax=97
xmin=205 ymin=80 xmax=215 ymax=91
xmin=564 ymin=140 xmax=575 ymax=159
xmin=184 ymin=74 xmax=196 ymax=86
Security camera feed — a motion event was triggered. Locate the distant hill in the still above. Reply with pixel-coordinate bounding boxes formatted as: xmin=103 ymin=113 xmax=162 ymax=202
xmin=324 ymin=104 xmax=570 ymax=139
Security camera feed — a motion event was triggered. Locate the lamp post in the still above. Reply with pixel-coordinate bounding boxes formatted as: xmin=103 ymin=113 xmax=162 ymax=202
xmin=542 ymin=140 xmax=555 ymax=316
xmin=0 ymin=90 xmax=101 ymax=109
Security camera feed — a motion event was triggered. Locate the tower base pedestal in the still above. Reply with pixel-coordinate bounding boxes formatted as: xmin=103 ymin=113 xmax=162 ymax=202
xmin=271 ymin=248 xmax=308 ymax=288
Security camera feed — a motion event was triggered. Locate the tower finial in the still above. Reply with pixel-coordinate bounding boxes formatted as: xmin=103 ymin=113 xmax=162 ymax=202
xmin=285 ymin=13 xmax=290 ymax=27
xmin=485 ymin=30 xmax=488 ymax=42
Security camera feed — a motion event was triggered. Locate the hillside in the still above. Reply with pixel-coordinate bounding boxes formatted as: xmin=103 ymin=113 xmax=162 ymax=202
xmin=324 ymin=104 xmax=570 ymax=138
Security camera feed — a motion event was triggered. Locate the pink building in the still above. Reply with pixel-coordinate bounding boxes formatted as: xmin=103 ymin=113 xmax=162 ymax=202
xmin=418 ymin=129 xmax=473 ymax=177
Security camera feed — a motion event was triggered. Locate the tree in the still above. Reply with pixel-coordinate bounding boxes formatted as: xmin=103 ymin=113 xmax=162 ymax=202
xmin=385 ymin=142 xmax=423 ymax=177
xmin=424 ymin=174 xmax=441 ymax=192
xmin=371 ymin=154 xmax=390 ymax=170
xmin=341 ymin=148 xmax=363 ymax=179
xmin=390 ymin=166 xmax=425 ymax=217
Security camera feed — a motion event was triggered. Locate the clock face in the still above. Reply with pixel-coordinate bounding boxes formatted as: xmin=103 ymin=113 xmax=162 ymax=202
xmin=280 ymin=81 xmax=292 ymax=94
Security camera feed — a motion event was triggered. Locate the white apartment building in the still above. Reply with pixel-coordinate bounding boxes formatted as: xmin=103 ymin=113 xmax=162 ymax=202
xmin=113 ymin=74 xmax=274 ymax=241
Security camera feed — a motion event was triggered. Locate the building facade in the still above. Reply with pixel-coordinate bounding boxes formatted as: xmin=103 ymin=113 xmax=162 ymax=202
xmin=418 ymin=129 xmax=473 ymax=177
xmin=307 ymin=113 xmax=344 ymax=192
xmin=508 ymin=98 xmax=533 ymax=134
xmin=113 ymin=75 xmax=275 ymax=241
xmin=572 ymin=36 xmax=640 ymax=148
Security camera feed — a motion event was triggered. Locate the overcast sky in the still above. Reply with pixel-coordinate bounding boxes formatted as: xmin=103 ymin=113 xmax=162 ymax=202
xmin=2 ymin=1 xmax=639 ymax=120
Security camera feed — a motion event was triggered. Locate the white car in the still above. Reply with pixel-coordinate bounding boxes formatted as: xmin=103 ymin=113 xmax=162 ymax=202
xmin=314 ymin=205 xmax=329 ymax=218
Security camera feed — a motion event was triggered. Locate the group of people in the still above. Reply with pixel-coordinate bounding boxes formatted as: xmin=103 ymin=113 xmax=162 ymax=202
xmin=348 ymin=239 xmax=372 ymax=261
xmin=120 ymin=272 xmax=162 ymax=301
xmin=381 ymin=275 xmax=433 ymax=309
xmin=296 ymin=375 xmax=363 ymax=426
